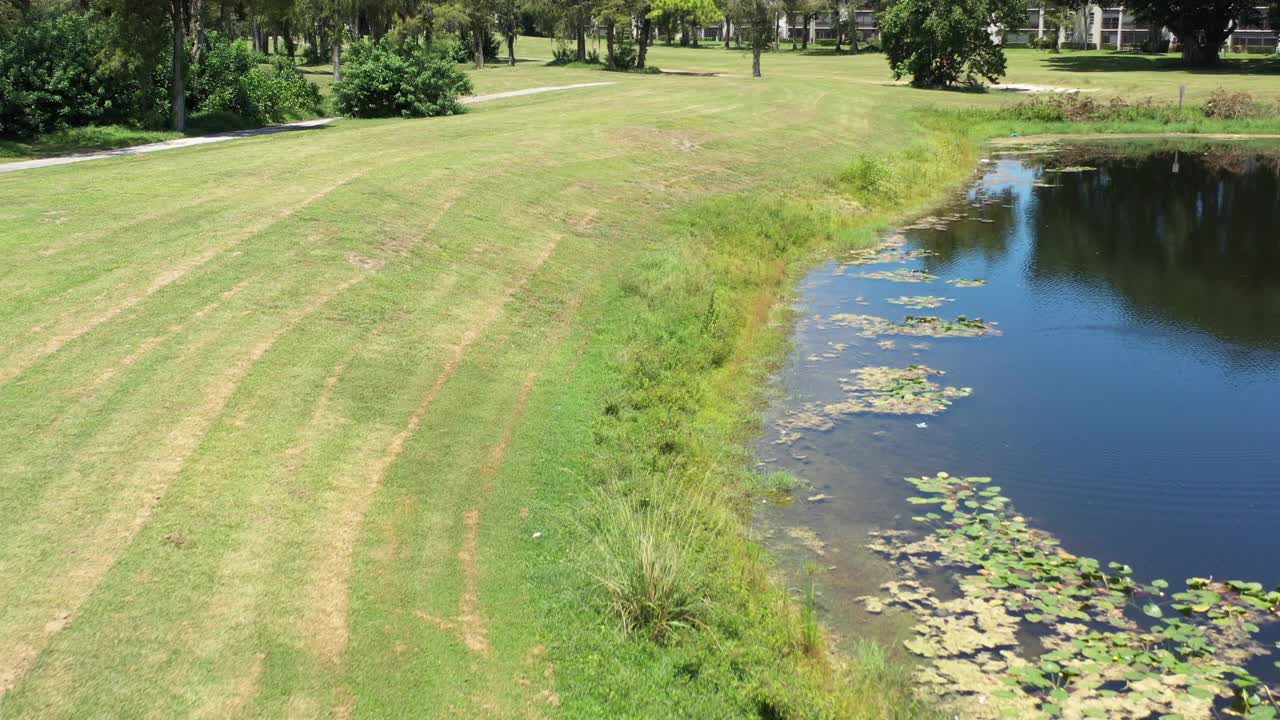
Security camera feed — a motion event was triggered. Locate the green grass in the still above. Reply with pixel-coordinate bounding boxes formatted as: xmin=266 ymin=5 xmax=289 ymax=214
xmin=0 ymin=125 xmax=184 ymax=160
xmin=0 ymin=41 xmax=1278 ymax=719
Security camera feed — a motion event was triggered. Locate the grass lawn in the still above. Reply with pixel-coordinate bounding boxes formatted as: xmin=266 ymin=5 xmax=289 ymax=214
xmin=1 ymin=42 xmax=1279 ymax=719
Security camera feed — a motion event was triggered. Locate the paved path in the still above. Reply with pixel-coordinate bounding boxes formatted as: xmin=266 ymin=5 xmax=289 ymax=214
xmin=0 ymin=119 xmax=336 ymax=175
xmin=0 ymin=82 xmax=618 ymax=175
xmin=460 ymin=82 xmax=616 ymax=104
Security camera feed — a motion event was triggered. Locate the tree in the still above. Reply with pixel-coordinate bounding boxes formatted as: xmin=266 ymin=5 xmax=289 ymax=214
xmin=880 ymin=0 xmax=1026 ymax=88
xmin=495 ymin=0 xmax=522 ymax=64
xmin=95 ymin=0 xmax=188 ymax=128
xmin=1124 ymin=0 xmax=1263 ymax=66
xmin=725 ymin=0 xmax=781 ymax=76
xmin=649 ymin=0 xmax=718 ymax=46
xmin=1041 ymin=0 xmax=1079 ymax=50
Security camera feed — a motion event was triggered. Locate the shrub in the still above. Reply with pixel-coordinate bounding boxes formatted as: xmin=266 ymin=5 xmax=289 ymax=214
xmin=455 ymin=25 xmax=500 ymax=62
xmin=331 ymin=39 xmax=472 ymax=118
xmin=550 ymin=40 xmax=576 ymax=64
xmin=609 ymin=40 xmax=639 ymax=70
xmin=0 ymin=14 xmax=135 ymax=138
xmin=1202 ymin=88 xmax=1268 ymax=119
xmin=188 ymin=33 xmax=321 ymax=125
xmin=1005 ymin=94 xmax=1188 ymax=124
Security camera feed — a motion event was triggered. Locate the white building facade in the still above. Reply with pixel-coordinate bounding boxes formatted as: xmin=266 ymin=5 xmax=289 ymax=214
xmin=757 ymin=4 xmax=1277 ymax=53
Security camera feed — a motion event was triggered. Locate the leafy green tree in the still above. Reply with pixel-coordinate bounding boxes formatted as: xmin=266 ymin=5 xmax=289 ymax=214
xmin=880 ymin=0 xmax=1026 ymax=88
xmin=1124 ymin=0 xmax=1263 ymax=66
xmin=649 ymin=0 xmax=718 ymax=46
xmin=725 ymin=0 xmax=782 ymax=76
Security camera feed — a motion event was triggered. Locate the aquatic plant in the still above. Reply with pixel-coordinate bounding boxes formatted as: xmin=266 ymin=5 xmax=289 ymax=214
xmin=858 ymin=269 xmax=938 ymax=283
xmin=827 ymin=313 xmax=1000 ymax=338
xmin=946 ymin=278 xmax=987 ymax=288
xmin=887 ymin=295 xmax=954 ymax=310
xmin=824 ymin=365 xmax=972 ymax=417
xmin=865 ymin=473 xmax=1280 ymax=719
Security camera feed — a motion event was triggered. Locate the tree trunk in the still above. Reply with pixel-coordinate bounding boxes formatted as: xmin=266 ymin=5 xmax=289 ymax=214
xmin=171 ymin=0 xmax=186 ymax=131
xmin=752 ymin=45 xmax=761 ymax=76
xmin=1178 ymin=35 xmax=1218 ymax=66
xmin=507 ymin=34 xmax=516 ymax=65
xmin=802 ymin=14 xmax=809 ymax=49
xmin=606 ymin=20 xmax=615 ymax=67
xmin=332 ymin=24 xmax=342 ymax=82
xmin=576 ymin=12 xmax=587 ymax=62
xmin=637 ymin=16 xmax=652 ymax=67
xmin=723 ymin=17 xmax=731 ymax=49
xmin=692 ymin=23 xmax=699 ymax=47
xmin=474 ymin=19 xmax=485 ymax=69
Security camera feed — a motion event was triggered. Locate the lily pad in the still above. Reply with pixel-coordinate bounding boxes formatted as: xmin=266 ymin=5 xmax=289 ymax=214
xmin=887 ymin=295 xmax=955 ymax=310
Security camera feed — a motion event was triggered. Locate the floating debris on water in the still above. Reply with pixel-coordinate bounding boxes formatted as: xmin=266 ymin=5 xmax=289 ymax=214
xmin=946 ymin=278 xmax=987 ymax=288
xmin=1044 ymin=166 xmax=1097 ymax=173
xmin=887 ymin=295 xmax=955 ymax=310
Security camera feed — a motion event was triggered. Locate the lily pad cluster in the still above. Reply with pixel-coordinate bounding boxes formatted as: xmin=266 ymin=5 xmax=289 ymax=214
xmin=946 ymin=278 xmax=988 ymax=288
xmin=858 ymin=268 xmax=938 ymax=283
xmin=827 ymin=313 xmax=1000 ymax=338
xmin=842 ymin=234 xmax=937 ymax=266
xmin=864 ymin=473 xmax=1280 ymax=719
xmin=825 ymin=365 xmax=972 ymax=417
xmin=887 ymin=295 xmax=955 ymax=310
xmin=773 ymin=366 xmax=972 ymax=444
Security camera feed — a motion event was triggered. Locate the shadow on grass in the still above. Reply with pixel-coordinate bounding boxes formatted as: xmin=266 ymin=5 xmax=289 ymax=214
xmin=796 ymin=47 xmax=881 ymax=57
xmin=1046 ymin=52 xmax=1280 ymax=75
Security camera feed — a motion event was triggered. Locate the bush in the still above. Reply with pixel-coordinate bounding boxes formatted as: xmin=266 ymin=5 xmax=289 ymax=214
xmin=189 ymin=34 xmax=321 ymax=125
xmin=455 ymin=25 xmax=500 ymax=62
xmin=0 ymin=14 xmax=135 ymax=139
xmin=609 ymin=40 xmax=639 ymax=70
xmin=1004 ymin=94 xmax=1189 ymax=124
xmin=1202 ymin=88 xmax=1269 ymax=119
xmin=550 ymin=40 xmax=576 ymax=64
xmin=331 ymin=39 xmax=472 ymax=118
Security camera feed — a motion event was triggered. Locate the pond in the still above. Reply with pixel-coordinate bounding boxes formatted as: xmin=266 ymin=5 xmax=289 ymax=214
xmin=758 ymin=142 xmax=1280 ymax=717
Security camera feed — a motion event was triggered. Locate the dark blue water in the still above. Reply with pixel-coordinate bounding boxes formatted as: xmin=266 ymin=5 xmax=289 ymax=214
xmin=762 ymin=145 xmax=1280 ymax=617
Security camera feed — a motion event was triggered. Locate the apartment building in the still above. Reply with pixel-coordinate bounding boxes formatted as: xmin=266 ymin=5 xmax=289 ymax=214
xmin=764 ymin=4 xmax=1277 ymax=53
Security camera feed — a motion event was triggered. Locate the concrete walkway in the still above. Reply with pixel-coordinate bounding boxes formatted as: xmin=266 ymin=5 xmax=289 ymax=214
xmin=0 ymin=119 xmax=335 ymax=175
xmin=0 ymin=82 xmax=618 ymax=175
xmin=460 ymin=82 xmax=616 ymax=104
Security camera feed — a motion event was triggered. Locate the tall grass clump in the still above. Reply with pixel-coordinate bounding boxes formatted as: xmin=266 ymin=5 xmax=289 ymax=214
xmin=586 ymin=479 xmax=727 ymax=643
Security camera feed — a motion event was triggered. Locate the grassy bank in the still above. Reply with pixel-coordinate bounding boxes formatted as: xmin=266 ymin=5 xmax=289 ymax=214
xmin=515 ymin=118 xmax=978 ymax=717
xmin=2 ymin=41 xmax=1279 ymax=719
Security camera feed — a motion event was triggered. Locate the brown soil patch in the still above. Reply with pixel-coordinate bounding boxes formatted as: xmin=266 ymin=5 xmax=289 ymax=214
xmin=0 ymin=170 xmax=368 ymax=387
xmin=0 ymin=274 xmax=365 ymax=699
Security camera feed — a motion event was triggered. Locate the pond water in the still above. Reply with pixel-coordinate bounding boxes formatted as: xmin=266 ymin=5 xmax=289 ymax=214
xmin=758 ymin=143 xmax=1280 ymax=682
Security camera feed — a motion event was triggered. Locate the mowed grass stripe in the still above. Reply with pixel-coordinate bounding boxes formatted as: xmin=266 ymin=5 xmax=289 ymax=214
xmin=341 ymin=244 xmax=592 ymax=720
xmin=0 ymin=121 xmax=604 ymax=712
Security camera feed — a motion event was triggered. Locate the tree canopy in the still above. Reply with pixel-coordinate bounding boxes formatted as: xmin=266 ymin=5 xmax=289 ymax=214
xmin=1124 ymin=0 xmax=1266 ymax=65
xmin=880 ymin=0 xmax=1027 ymax=88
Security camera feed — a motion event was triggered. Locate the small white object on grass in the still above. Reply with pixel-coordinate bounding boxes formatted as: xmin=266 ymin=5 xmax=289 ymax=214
xmin=532 ymin=532 xmax=543 ymax=539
